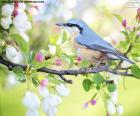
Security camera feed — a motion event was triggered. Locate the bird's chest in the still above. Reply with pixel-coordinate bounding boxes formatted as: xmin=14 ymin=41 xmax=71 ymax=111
xmin=70 ymin=34 xmax=102 ymax=61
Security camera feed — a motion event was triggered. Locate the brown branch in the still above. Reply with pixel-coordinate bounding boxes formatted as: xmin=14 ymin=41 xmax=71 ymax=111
xmin=0 ymin=56 xmax=134 ymax=84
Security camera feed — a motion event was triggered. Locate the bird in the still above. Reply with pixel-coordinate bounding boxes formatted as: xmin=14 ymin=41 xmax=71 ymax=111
xmin=56 ymin=18 xmax=134 ymax=66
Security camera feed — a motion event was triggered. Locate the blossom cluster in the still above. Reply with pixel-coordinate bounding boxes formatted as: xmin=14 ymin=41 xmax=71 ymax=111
xmin=0 ymin=3 xmax=31 ymax=63
xmin=22 ymin=79 xmax=70 ymax=116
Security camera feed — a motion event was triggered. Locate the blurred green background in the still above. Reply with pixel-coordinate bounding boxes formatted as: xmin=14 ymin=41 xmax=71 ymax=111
xmin=1 ymin=0 xmax=140 ymax=116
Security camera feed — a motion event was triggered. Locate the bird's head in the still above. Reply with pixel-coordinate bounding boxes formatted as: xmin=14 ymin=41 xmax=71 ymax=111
xmin=56 ymin=18 xmax=88 ymax=35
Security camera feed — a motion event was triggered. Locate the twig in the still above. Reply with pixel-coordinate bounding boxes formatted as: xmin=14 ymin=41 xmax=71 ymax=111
xmin=0 ymin=56 xmax=134 ymax=84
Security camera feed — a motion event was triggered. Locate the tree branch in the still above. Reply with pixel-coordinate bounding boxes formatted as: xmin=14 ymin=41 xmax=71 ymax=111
xmin=0 ymin=56 xmax=134 ymax=84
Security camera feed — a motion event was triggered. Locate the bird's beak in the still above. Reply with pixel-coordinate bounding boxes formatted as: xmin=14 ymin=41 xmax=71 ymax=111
xmin=56 ymin=23 xmax=65 ymax=26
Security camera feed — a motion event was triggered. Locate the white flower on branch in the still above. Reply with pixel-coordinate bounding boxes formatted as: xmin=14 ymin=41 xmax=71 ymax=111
xmin=49 ymin=45 xmax=56 ymax=55
xmin=6 ymin=45 xmax=18 ymax=60
xmin=56 ymin=84 xmax=70 ymax=96
xmin=109 ymin=90 xmax=118 ymax=104
xmin=109 ymin=74 xmax=120 ymax=85
xmin=18 ymin=3 xmax=26 ymax=10
xmin=20 ymin=32 xmax=30 ymax=42
xmin=22 ymin=91 xmax=40 ymax=110
xmin=2 ymin=4 xmax=14 ymax=17
xmin=106 ymin=100 xmax=116 ymax=114
xmin=38 ymin=86 xmax=49 ymax=97
xmin=26 ymin=110 xmax=39 ymax=116
xmin=42 ymin=94 xmax=62 ymax=116
xmin=6 ymin=45 xmax=23 ymax=63
xmin=1 ymin=16 xmax=12 ymax=29
xmin=13 ymin=11 xmax=31 ymax=33
xmin=116 ymin=105 xmax=124 ymax=115
xmin=6 ymin=72 xmax=17 ymax=88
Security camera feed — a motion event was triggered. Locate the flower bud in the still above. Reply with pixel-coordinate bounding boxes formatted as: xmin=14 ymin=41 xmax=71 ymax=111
xmin=14 ymin=0 xmax=19 ymax=9
xmin=40 ymin=79 xmax=49 ymax=87
xmin=90 ymin=99 xmax=96 ymax=105
xmin=83 ymin=101 xmax=89 ymax=109
xmin=137 ymin=8 xmax=140 ymax=15
xmin=76 ymin=56 xmax=82 ymax=62
xmin=1 ymin=17 xmax=12 ymax=29
xmin=35 ymin=52 xmax=45 ymax=62
xmin=55 ymin=59 xmax=62 ymax=66
xmin=12 ymin=9 xmax=18 ymax=17
xmin=122 ymin=19 xmax=127 ymax=27
xmin=2 ymin=4 xmax=14 ymax=17
xmin=6 ymin=45 xmax=18 ymax=61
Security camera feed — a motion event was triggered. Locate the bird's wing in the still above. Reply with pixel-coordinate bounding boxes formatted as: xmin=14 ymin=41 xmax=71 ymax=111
xmin=75 ymin=31 xmax=134 ymax=64
xmin=76 ymin=34 xmax=117 ymax=54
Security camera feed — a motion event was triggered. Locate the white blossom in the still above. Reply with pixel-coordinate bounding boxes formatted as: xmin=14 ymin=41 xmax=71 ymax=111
xmin=18 ymin=3 xmax=26 ymax=10
xmin=1 ymin=16 xmax=12 ymax=29
xmin=38 ymin=86 xmax=49 ymax=97
xmin=6 ymin=46 xmax=23 ymax=63
xmin=13 ymin=11 xmax=31 ymax=33
xmin=56 ymin=84 xmax=70 ymax=96
xmin=1 ymin=4 xmax=14 ymax=17
xmin=49 ymin=45 xmax=56 ymax=55
xmin=23 ymin=91 xmax=40 ymax=110
xmin=42 ymin=94 xmax=62 ymax=115
xmin=116 ymin=105 xmax=124 ymax=115
xmin=106 ymin=100 xmax=116 ymax=114
xmin=26 ymin=110 xmax=39 ymax=116
xmin=6 ymin=45 xmax=18 ymax=60
xmin=20 ymin=32 xmax=30 ymax=42
xmin=109 ymin=73 xmax=120 ymax=85
xmin=7 ymin=73 xmax=17 ymax=85
xmin=109 ymin=90 xmax=118 ymax=104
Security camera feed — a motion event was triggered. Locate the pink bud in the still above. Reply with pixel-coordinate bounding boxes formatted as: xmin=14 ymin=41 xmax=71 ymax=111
xmin=122 ymin=19 xmax=127 ymax=27
xmin=76 ymin=56 xmax=82 ymax=62
xmin=137 ymin=8 xmax=140 ymax=15
xmin=90 ymin=99 xmax=96 ymax=105
xmin=83 ymin=101 xmax=89 ymax=109
xmin=12 ymin=10 xmax=18 ymax=17
xmin=55 ymin=59 xmax=62 ymax=66
xmin=35 ymin=52 xmax=45 ymax=62
xmin=14 ymin=0 xmax=19 ymax=9
xmin=40 ymin=79 xmax=48 ymax=86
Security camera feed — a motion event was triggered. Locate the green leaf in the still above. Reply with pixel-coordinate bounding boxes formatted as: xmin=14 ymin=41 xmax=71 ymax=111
xmin=27 ymin=51 xmax=35 ymax=64
xmin=62 ymin=30 xmax=68 ymax=42
xmin=131 ymin=64 xmax=140 ymax=79
xmin=92 ymin=73 xmax=104 ymax=86
xmin=32 ymin=76 xmax=39 ymax=87
xmin=80 ymin=60 xmax=90 ymax=68
xmin=107 ymin=83 xmax=117 ymax=92
xmin=113 ymin=14 xmax=123 ymax=24
xmin=12 ymin=34 xmax=29 ymax=54
xmin=13 ymin=67 xmax=26 ymax=82
xmin=121 ymin=31 xmax=128 ymax=36
xmin=82 ymin=79 xmax=92 ymax=92
xmin=62 ymin=55 xmax=74 ymax=68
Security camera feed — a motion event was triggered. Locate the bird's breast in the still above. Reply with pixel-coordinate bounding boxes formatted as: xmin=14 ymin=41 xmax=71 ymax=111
xmin=70 ymin=34 xmax=102 ymax=62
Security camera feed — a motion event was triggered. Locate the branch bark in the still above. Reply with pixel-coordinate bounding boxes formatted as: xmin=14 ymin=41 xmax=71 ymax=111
xmin=0 ymin=56 xmax=134 ymax=84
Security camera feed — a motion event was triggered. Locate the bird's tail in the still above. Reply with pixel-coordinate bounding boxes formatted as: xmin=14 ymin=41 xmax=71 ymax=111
xmin=116 ymin=53 xmax=134 ymax=64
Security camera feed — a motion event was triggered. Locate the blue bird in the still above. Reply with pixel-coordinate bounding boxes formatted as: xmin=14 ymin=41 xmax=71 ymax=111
xmin=56 ymin=18 xmax=134 ymax=66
